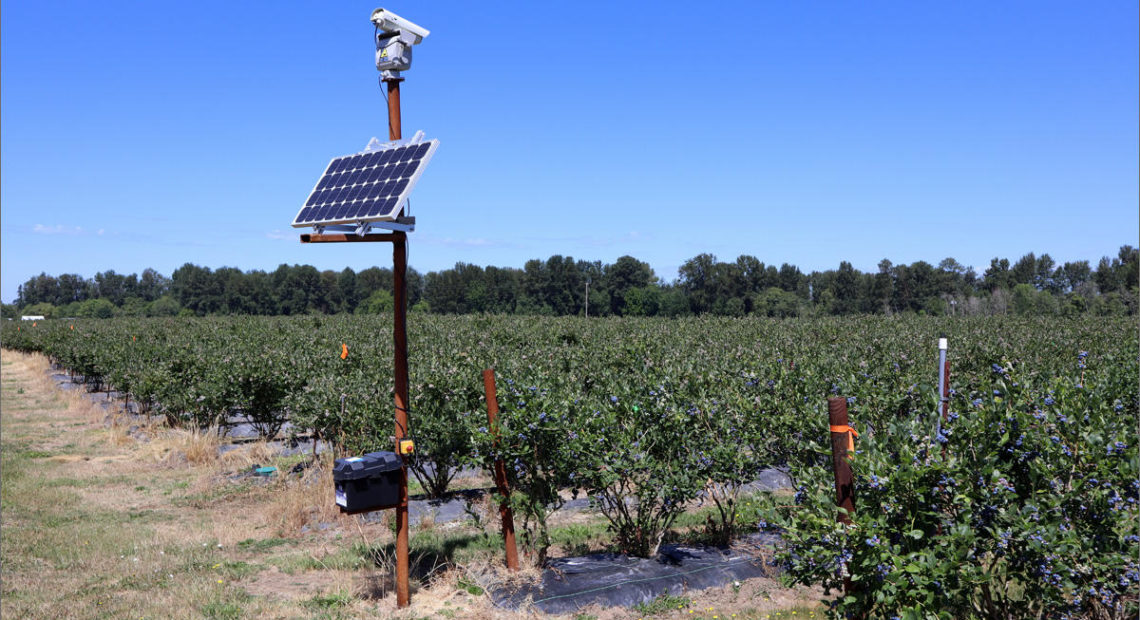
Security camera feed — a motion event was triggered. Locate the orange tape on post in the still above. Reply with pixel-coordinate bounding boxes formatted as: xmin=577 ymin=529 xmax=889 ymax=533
xmin=830 ymin=424 xmax=858 ymax=452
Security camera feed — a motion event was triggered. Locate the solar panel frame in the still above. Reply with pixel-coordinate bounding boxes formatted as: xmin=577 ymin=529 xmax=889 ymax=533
xmin=291 ymin=138 xmax=439 ymax=228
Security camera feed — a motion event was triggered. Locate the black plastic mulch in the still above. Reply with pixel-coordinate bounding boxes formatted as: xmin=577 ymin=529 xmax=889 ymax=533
xmin=491 ymin=532 xmax=784 ymax=615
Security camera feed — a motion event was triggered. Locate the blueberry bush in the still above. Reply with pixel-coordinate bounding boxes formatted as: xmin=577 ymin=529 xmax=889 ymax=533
xmin=3 ymin=313 xmax=1135 ymax=611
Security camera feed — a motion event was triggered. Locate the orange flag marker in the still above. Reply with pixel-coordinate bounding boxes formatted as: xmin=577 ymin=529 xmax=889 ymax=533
xmin=340 ymin=343 xmax=349 ymax=359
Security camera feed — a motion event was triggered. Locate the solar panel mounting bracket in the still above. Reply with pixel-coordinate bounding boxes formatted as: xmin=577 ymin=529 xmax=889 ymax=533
xmin=363 ymin=131 xmax=426 ymax=154
xmin=368 ymin=216 xmax=415 ymax=233
xmin=312 ymin=216 xmax=415 ymax=236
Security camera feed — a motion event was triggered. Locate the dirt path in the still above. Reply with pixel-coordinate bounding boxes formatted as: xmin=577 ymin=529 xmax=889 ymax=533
xmin=1 ymin=350 xmax=822 ymax=619
xmin=1 ymin=351 xmax=371 ymax=619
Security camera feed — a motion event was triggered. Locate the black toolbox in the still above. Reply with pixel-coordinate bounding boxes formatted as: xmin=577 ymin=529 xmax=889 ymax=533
xmin=332 ymin=451 xmax=402 ymax=512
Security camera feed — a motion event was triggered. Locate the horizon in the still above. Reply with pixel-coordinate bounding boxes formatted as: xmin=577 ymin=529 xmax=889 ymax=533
xmin=5 ymin=241 xmax=1137 ymax=303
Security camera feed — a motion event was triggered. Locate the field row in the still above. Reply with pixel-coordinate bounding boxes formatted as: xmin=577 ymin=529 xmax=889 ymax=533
xmin=3 ymin=315 xmax=1136 ymax=616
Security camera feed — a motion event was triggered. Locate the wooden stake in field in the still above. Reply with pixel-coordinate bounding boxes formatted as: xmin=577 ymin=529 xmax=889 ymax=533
xmin=482 ymin=369 xmax=520 ymax=571
xmin=827 ymin=396 xmax=856 ymax=524
xmin=828 ymin=396 xmax=857 ymax=601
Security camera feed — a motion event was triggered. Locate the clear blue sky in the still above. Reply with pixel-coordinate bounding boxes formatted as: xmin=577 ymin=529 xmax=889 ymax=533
xmin=2 ymin=1 xmax=1137 ymax=303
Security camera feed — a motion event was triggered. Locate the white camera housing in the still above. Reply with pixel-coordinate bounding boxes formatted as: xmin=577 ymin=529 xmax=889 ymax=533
xmin=371 ymin=8 xmax=429 ymax=77
xmin=370 ymin=8 xmax=429 ymax=43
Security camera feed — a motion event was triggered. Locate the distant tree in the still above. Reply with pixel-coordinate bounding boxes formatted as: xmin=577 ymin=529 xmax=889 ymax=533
xmin=937 ymin=257 xmax=969 ymax=295
xmin=172 ymin=263 xmax=222 ymax=315
xmin=147 ymin=296 xmax=181 ymax=317
xmin=23 ymin=302 xmax=56 ymax=318
xmin=755 ymin=287 xmax=801 ymax=318
xmin=604 ymin=255 xmax=655 ymax=316
xmin=623 ymin=285 xmax=661 ymax=316
xmin=356 ymin=289 xmax=394 ymax=314
xmin=356 ymin=267 xmax=393 ymax=301
xmin=658 ymin=286 xmax=689 ymax=317
xmin=1034 ymin=254 xmax=1057 ymax=292
xmin=1009 ymin=253 xmax=1037 ymax=287
xmin=984 ymin=258 xmax=1011 ymax=291
xmin=778 ymin=263 xmax=808 ymax=298
xmin=922 ymin=296 xmax=947 ymax=316
xmin=735 ymin=255 xmax=775 ymax=295
xmin=832 ymin=261 xmax=859 ymax=315
xmin=1094 ymin=256 xmax=1117 ymax=293
xmin=216 ymin=267 xmax=254 ymax=314
xmin=138 ymin=268 xmax=170 ymax=301
xmin=678 ymin=253 xmax=717 ymax=314
xmin=58 ymin=273 xmax=91 ymax=305
xmin=338 ymin=268 xmax=360 ymax=313
xmin=407 ymin=267 xmax=426 ymax=308
xmin=17 ymin=273 xmax=56 ymax=306
xmin=119 ymin=297 xmax=149 ymax=317
xmin=272 ymin=264 xmax=322 ymax=315
xmin=424 ymin=266 xmax=469 ymax=314
xmin=483 ymin=266 xmax=521 ymax=313
xmin=908 ymin=261 xmax=941 ymax=304
xmin=1054 ymin=261 xmax=1091 ymax=293
xmin=76 ymin=298 xmax=115 ymax=319
xmin=1011 ymin=283 xmax=1036 ymax=315
xmin=317 ymin=270 xmax=342 ymax=314
xmin=715 ymin=296 xmax=746 ymax=317
xmin=1118 ymin=245 xmax=1139 ymax=290
xmin=870 ymin=259 xmax=893 ymax=314
xmin=94 ymin=270 xmax=130 ymax=306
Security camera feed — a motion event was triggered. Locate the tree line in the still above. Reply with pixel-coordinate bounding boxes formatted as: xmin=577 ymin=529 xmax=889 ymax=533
xmin=9 ymin=245 xmax=1137 ymax=319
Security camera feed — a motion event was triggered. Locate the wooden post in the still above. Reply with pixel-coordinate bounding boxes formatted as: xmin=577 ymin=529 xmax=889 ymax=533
xmin=828 ymin=396 xmax=857 ymax=601
xmin=828 ymin=397 xmax=856 ymax=524
xmin=483 ymin=369 xmax=520 ymax=571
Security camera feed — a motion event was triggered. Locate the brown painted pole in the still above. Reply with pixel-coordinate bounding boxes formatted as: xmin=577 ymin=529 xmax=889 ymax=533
xmin=386 ymin=78 xmax=403 ymax=141
xmin=392 ymin=231 xmax=410 ymax=607
xmin=828 ymin=397 xmax=855 ymax=523
xmin=828 ymin=396 xmax=857 ymax=602
xmin=483 ymin=369 xmax=520 ymax=571
xmin=386 ymin=72 xmax=409 ymax=608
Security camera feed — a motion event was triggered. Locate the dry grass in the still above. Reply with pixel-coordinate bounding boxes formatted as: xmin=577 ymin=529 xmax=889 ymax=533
xmin=266 ymin=462 xmax=355 ymax=536
xmin=217 ymin=439 xmax=280 ymax=470
xmin=137 ymin=426 xmax=223 ymax=466
xmin=1 ymin=349 xmax=824 ymax=620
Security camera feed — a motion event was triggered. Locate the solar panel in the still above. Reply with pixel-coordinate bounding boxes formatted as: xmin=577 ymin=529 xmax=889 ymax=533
xmin=291 ymin=139 xmax=439 ymax=228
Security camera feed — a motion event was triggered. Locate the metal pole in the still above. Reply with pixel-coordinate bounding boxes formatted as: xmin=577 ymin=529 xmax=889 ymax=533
xmin=385 ymin=74 xmax=410 ymax=609
xmin=483 ymin=369 xmax=520 ymax=571
xmin=937 ymin=337 xmax=948 ymax=436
